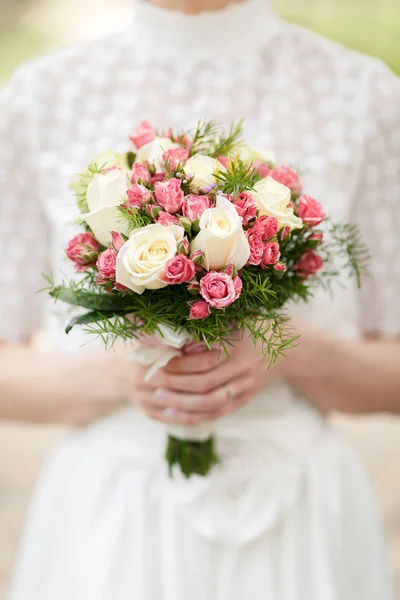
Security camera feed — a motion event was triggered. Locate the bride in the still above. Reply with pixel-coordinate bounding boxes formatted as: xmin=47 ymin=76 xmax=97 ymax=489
xmin=1 ymin=0 xmax=400 ymax=598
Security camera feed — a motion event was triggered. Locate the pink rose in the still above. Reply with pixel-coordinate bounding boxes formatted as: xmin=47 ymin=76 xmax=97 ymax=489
xmin=294 ymin=250 xmax=324 ymax=279
xmin=162 ymin=148 xmax=190 ymax=171
xmin=233 ymin=191 xmax=257 ymax=225
xmin=218 ymin=156 xmax=229 ymax=168
xmin=160 ymin=254 xmax=196 ymax=285
xmin=253 ymin=215 xmax=279 ymax=240
xmin=189 ymin=300 xmax=211 ymax=320
xmin=97 ymin=248 xmax=117 ymax=282
xmin=245 ymin=229 xmax=264 ymax=266
xmin=126 ymin=184 xmax=152 ymax=208
xmin=111 ymin=231 xmax=125 ymax=252
xmin=131 ymin=163 xmax=151 ymax=185
xmin=182 ymin=194 xmax=211 ymax=221
xmin=130 ymin=121 xmax=156 ymax=150
xmin=154 ymin=178 xmax=184 ymax=214
xmin=200 ymin=271 xmax=242 ymax=309
xmin=296 ymin=195 xmax=326 ymax=227
xmin=66 ymin=233 xmax=100 ymax=272
xmin=157 ymin=211 xmax=179 ymax=226
xmin=270 ymin=166 xmax=303 ymax=195
xmin=262 ymin=242 xmax=281 ymax=266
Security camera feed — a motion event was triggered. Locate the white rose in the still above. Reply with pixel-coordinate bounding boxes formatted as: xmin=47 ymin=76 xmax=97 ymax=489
xmin=116 ymin=224 xmax=184 ymax=294
xmin=136 ymin=137 xmax=179 ymax=169
xmin=191 ymin=196 xmax=250 ymax=271
xmin=184 ymin=154 xmax=223 ymax=191
xmin=239 ymin=144 xmax=276 ymax=165
xmin=80 ymin=168 xmax=131 ymax=246
xmin=253 ymin=176 xmax=303 ymax=231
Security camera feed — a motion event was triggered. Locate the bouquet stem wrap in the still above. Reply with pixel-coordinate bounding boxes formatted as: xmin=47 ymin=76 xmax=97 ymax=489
xmin=129 ymin=324 xmax=218 ymax=478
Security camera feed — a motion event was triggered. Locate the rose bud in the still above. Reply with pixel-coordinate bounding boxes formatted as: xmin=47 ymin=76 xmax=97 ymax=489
xmin=177 ymin=237 xmax=190 ymax=256
xmin=154 ymin=178 xmax=184 ymax=214
xmin=111 ymin=231 xmax=125 ymax=252
xmin=253 ymin=160 xmax=271 ymax=179
xmin=147 ymin=204 xmax=163 ymax=220
xmin=253 ymin=215 xmax=279 ymax=241
xmin=188 ymin=281 xmax=201 ymax=295
xmin=66 ymin=233 xmax=100 ymax=272
xmin=233 ymin=191 xmax=257 ymax=225
xmin=97 ymin=248 xmax=117 ymax=282
xmin=130 ymin=121 xmax=156 ymax=150
xmin=308 ymin=232 xmax=323 ymax=246
xmin=199 ymin=271 xmax=242 ymax=309
xmin=262 ymin=242 xmax=281 ymax=266
xmin=273 ymin=262 xmax=287 ymax=272
xmin=270 ymin=165 xmax=303 ymax=196
xmin=189 ymin=300 xmax=211 ymax=320
xmin=182 ymin=194 xmax=211 ymax=221
xmin=191 ymin=249 xmax=204 ymax=266
xmin=297 ymin=195 xmax=326 ymax=227
xmin=160 ymin=255 xmax=196 ymax=285
xmin=294 ymin=250 xmax=324 ymax=279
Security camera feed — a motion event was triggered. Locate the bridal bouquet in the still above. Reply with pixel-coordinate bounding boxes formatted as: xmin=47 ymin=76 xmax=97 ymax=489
xmin=46 ymin=121 xmax=367 ymax=478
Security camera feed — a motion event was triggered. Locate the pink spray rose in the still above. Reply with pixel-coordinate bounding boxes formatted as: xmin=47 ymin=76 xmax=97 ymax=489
xmin=296 ymin=195 xmax=326 ymax=227
xmin=189 ymin=300 xmax=211 ymax=320
xmin=130 ymin=121 xmax=156 ymax=149
xmin=233 ymin=191 xmax=257 ymax=225
xmin=126 ymin=184 xmax=152 ymax=208
xmin=111 ymin=231 xmax=125 ymax=252
xmin=253 ymin=215 xmax=279 ymax=240
xmin=160 ymin=254 xmax=196 ymax=285
xmin=270 ymin=166 xmax=303 ymax=195
xmin=162 ymin=148 xmax=189 ymax=171
xmin=182 ymin=194 xmax=211 ymax=221
xmin=200 ymin=271 xmax=242 ymax=309
xmin=262 ymin=242 xmax=281 ymax=266
xmin=157 ymin=211 xmax=179 ymax=226
xmin=97 ymin=248 xmax=117 ymax=282
xmin=131 ymin=163 xmax=151 ymax=185
xmin=245 ymin=229 xmax=264 ymax=266
xmin=66 ymin=233 xmax=100 ymax=272
xmin=294 ymin=250 xmax=324 ymax=279
xmin=154 ymin=178 xmax=184 ymax=214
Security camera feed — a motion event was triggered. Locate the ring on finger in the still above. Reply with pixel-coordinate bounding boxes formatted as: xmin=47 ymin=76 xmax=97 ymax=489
xmin=225 ymin=385 xmax=236 ymax=402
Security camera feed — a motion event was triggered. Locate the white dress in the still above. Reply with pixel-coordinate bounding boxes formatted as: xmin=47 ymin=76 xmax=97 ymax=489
xmin=1 ymin=1 xmax=400 ymax=598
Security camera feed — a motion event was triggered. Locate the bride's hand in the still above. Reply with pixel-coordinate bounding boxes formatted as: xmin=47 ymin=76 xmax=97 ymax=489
xmin=135 ymin=333 xmax=284 ymax=425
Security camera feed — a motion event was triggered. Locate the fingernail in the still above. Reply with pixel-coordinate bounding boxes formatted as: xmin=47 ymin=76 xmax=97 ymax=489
xmin=155 ymin=388 xmax=168 ymax=400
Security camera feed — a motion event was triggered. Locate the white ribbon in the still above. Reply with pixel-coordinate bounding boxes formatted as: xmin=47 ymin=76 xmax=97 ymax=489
xmin=129 ymin=324 xmax=215 ymax=442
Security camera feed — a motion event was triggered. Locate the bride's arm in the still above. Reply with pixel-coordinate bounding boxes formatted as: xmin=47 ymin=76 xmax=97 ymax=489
xmin=0 ymin=342 xmax=131 ymax=425
xmin=283 ymin=325 xmax=400 ymax=415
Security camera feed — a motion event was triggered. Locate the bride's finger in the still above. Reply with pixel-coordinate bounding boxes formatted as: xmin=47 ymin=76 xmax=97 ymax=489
xmin=140 ymin=374 xmax=254 ymax=414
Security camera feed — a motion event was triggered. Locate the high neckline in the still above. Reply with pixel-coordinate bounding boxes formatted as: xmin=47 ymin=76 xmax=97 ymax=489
xmin=134 ymin=0 xmax=280 ymax=60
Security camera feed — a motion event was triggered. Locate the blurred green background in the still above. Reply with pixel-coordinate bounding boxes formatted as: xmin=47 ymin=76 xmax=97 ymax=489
xmin=0 ymin=0 xmax=399 ymax=81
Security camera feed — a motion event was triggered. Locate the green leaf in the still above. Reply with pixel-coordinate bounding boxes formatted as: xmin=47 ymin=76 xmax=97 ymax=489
xmin=65 ymin=311 xmax=114 ymax=334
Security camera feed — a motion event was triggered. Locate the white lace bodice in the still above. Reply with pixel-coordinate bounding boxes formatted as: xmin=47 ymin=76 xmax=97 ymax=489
xmin=1 ymin=0 xmax=400 ymax=348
